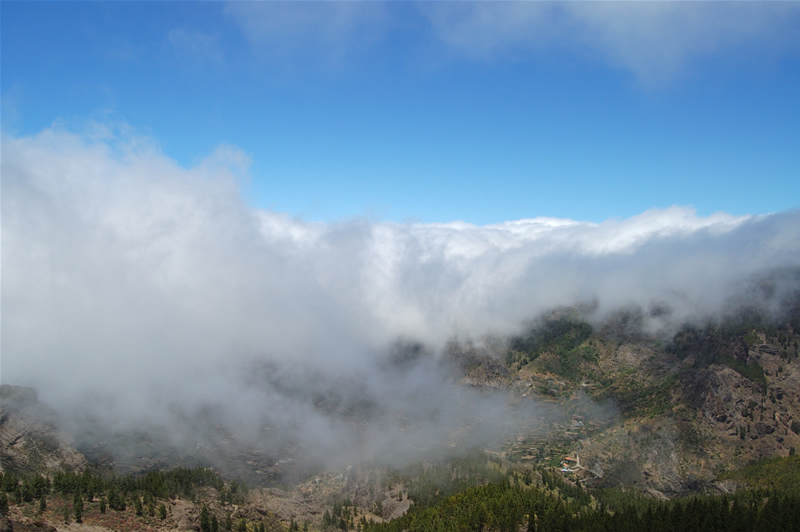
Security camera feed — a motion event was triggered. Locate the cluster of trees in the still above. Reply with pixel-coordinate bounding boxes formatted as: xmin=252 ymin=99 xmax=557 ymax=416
xmin=0 ymin=465 xmax=287 ymax=531
xmin=0 ymin=466 xmax=244 ymax=526
xmin=369 ymin=478 xmax=563 ymax=532
xmin=0 ymin=471 xmax=50 ymax=505
xmin=402 ymin=450 xmax=508 ymax=507
xmin=200 ymin=508 xmax=295 ymax=532
xmin=323 ymin=499 xmax=361 ymax=530
xmin=198 ymin=502 xmax=281 ymax=532
xmin=721 ymin=455 xmax=800 ymax=493
xmin=346 ymin=457 xmax=800 ymax=532
xmin=366 ymin=473 xmax=800 ymax=532
xmin=199 ymin=504 xmax=220 ymax=532
xmin=48 ymin=466 xmax=234 ymax=501
xmin=319 ymin=452 xmax=513 ymax=531
xmin=591 ymin=491 xmax=799 ymax=532
xmin=506 ymin=316 xmax=594 ymax=379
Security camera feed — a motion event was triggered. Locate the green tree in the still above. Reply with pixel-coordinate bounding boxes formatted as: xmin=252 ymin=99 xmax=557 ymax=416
xmin=200 ymin=504 xmax=211 ymax=532
xmin=159 ymin=502 xmax=168 ymax=520
xmin=135 ymin=495 xmax=144 ymax=516
xmin=38 ymin=494 xmax=47 ymax=514
xmin=100 ymin=496 xmax=107 ymax=514
xmin=0 ymin=492 xmax=9 ymax=516
xmin=73 ymin=492 xmax=83 ymax=523
xmin=21 ymin=482 xmax=34 ymax=502
xmin=108 ymin=487 xmax=125 ymax=511
xmin=32 ymin=475 xmax=48 ymax=499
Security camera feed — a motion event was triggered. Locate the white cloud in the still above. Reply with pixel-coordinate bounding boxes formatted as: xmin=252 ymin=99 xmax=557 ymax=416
xmin=2 ymin=125 xmax=798 ymax=467
xmin=561 ymin=1 xmax=800 ymax=84
xmin=217 ymin=2 xmax=800 ymax=83
xmin=223 ymin=1 xmax=389 ymax=67
xmin=415 ymin=2 xmax=800 ymax=84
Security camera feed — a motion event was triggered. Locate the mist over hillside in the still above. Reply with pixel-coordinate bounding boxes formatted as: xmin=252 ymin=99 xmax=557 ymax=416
xmin=2 ymin=126 xmax=800 ymax=474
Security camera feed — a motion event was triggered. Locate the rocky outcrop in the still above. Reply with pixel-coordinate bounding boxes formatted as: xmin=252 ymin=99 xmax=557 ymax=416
xmin=0 ymin=385 xmax=87 ymax=474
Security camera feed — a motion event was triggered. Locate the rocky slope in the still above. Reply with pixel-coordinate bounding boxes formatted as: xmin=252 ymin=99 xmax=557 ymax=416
xmin=459 ymin=302 xmax=800 ymax=496
xmin=0 ymin=385 xmax=88 ymax=475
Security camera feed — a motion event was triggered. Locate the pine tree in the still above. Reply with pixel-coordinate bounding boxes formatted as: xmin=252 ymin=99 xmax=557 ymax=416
xmin=108 ymin=487 xmax=125 ymax=511
xmin=73 ymin=492 xmax=84 ymax=523
xmin=200 ymin=504 xmax=211 ymax=532
xmin=32 ymin=475 xmax=47 ymax=499
xmin=21 ymin=482 xmax=34 ymax=502
xmin=159 ymin=502 xmax=168 ymax=520
xmin=38 ymin=494 xmax=47 ymax=514
xmin=135 ymin=495 xmax=144 ymax=516
xmin=0 ymin=492 xmax=9 ymax=516
xmin=100 ymin=496 xmax=107 ymax=514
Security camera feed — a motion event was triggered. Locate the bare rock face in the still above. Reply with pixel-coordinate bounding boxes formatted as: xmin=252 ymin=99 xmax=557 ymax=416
xmin=0 ymin=385 xmax=88 ymax=474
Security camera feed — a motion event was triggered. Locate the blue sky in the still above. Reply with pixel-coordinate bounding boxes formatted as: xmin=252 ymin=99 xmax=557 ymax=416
xmin=3 ymin=1 xmax=800 ymax=224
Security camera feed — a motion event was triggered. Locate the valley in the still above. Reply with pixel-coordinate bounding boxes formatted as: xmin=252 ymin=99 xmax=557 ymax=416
xmin=3 ymin=299 xmax=800 ymax=530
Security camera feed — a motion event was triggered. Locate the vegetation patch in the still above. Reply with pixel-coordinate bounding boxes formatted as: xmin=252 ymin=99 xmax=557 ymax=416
xmin=721 ymin=455 xmax=800 ymax=493
xmin=507 ymin=317 xmax=594 ymax=381
xmin=717 ymin=354 xmax=767 ymax=386
xmin=366 ymin=467 xmax=800 ymax=532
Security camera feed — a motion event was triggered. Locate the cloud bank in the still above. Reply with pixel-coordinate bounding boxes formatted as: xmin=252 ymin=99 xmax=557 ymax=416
xmin=2 ymin=126 xmax=799 ymax=471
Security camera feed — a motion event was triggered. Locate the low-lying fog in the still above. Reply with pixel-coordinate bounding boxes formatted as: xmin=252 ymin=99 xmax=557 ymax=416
xmin=3 ymin=126 xmax=799 ymax=474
